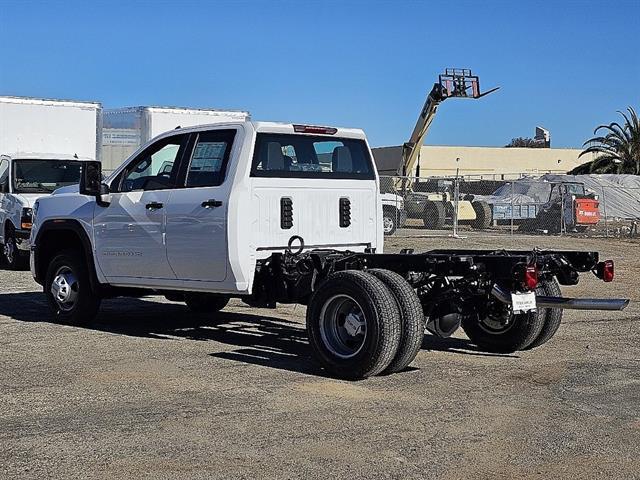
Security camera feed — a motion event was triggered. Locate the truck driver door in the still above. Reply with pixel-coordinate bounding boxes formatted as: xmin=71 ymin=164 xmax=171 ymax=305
xmin=93 ymin=134 xmax=189 ymax=282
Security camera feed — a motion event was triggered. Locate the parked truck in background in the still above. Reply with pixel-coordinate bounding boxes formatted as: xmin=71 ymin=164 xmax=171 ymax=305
xmin=101 ymin=106 xmax=250 ymax=173
xmin=0 ymin=96 xmax=101 ymax=268
xmin=30 ymin=120 xmax=628 ymax=380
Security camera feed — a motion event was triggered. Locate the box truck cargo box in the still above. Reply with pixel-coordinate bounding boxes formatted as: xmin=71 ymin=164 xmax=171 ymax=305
xmin=0 ymin=96 xmax=102 ymax=268
xmin=0 ymin=96 xmax=102 ymax=160
xmin=102 ymin=106 xmax=250 ymax=172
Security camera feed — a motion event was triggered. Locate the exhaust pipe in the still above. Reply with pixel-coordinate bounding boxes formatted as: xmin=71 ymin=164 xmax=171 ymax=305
xmin=490 ymin=284 xmax=629 ymax=311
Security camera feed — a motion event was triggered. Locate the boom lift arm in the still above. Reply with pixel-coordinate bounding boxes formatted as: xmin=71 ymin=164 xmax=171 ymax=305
xmin=399 ymin=68 xmax=499 ymax=180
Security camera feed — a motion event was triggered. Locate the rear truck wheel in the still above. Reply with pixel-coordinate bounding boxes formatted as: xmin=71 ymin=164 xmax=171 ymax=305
xmin=368 ymin=269 xmax=425 ymax=374
xmin=422 ymin=201 xmax=446 ymax=229
xmin=382 ymin=207 xmax=398 ymax=236
xmin=461 ymin=289 xmax=545 ymax=353
xmin=184 ymin=293 xmax=229 ymax=313
xmin=2 ymin=228 xmax=26 ymax=270
xmin=524 ymin=279 xmax=563 ymax=350
xmin=471 ymin=201 xmax=492 ymax=229
xmin=306 ymin=270 xmax=401 ymax=380
xmin=45 ymin=249 xmax=101 ymax=325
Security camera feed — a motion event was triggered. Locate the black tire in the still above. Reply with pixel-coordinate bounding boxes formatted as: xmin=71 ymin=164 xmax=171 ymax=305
xmin=422 ymin=201 xmax=446 ymax=229
xmin=471 ymin=201 xmax=492 ymax=229
xmin=306 ymin=270 xmax=401 ymax=380
xmin=368 ymin=269 xmax=425 ymax=374
xmin=45 ymin=249 xmax=101 ymax=325
xmin=461 ymin=291 xmax=546 ymax=353
xmin=382 ymin=207 xmax=398 ymax=236
xmin=524 ymin=279 xmax=563 ymax=350
xmin=2 ymin=227 xmax=27 ymax=270
xmin=185 ymin=293 xmax=229 ymax=313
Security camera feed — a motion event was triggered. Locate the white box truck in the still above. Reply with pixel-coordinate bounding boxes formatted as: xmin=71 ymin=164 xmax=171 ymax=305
xmin=102 ymin=106 xmax=250 ymax=172
xmin=0 ymin=96 xmax=101 ymax=268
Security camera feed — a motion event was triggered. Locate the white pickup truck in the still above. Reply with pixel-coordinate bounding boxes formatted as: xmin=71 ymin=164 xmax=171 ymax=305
xmin=30 ymin=120 xmax=628 ymax=379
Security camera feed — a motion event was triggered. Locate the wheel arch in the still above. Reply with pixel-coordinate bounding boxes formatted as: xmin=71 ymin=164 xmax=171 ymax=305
xmin=33 ymin=219 xmax=99 ymax=290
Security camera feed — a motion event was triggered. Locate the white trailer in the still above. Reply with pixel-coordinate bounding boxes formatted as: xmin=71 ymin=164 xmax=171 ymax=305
xmin=0 ymin=96 xmax=101 ymax=268
xmin=102 ymin=106 xmax=250 ymax=172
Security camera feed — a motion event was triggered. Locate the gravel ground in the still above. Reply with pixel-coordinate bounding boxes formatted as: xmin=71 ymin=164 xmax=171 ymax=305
xmin=1 ymin=234 xmax=639 ymax=479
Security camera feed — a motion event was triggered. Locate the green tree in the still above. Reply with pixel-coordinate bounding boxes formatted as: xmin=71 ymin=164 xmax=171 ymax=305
xmin=504 ymin=137 xmax=547 ymax=148
xmin=570 ymin=107 xmax=640 ymax=174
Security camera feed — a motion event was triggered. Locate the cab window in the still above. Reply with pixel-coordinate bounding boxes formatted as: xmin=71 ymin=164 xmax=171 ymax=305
xmin=185 ymin=130 xmax=236 ymax=188
xmin=118 ymin=135 xmax=187 ymax=192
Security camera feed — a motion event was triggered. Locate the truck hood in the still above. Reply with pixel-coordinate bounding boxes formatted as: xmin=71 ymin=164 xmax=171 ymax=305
xmin=51 ymin=184 xmax=80 ymax=195
xmin=14 ymin=193 xmax=48 ymax=208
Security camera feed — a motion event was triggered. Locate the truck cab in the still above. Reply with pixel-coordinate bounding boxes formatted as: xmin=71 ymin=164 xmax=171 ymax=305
xmin=31 ymin=121 xmax=383 ymax=294
xmin=0 ymin=153 xmax=89 ymax=268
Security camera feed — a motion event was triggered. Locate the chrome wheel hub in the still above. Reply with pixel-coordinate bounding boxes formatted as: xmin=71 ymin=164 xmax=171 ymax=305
xmin=51 ymin=266 xmax=79 ymax=311
xmin=4 ymin=239 xmax=15 ymax=264
xmin=479 ymin=300 xmax=515 ymax=334
xmin=383 ymin=216 xmax=394 ymax=233
xmin=319 ymin=294 xmax=367 ymax=359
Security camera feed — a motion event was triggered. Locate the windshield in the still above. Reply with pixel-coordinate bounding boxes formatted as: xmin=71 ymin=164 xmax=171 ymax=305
xmin=251 ymin=133 xmax=375 ymax=179
xmin=12 ymin=159 xmax=83 ymax=194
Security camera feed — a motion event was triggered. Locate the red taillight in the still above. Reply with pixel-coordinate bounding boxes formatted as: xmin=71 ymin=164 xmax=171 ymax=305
xmin=524 ymin=264 xmax=538 ymax=290
xmin=293 ymin=124 xmax=338 ymax=135
xmin=597 ymin=260 xmax=614 ymax=282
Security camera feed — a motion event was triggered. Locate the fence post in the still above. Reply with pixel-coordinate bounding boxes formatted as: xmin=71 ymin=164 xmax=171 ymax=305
xmin=601 ymin=186 xmax=609 ymax=238
xmin=453 ymin=175 xmax=459 ymax=237
xmin=510 ymin=181 xmax=514 ymax=236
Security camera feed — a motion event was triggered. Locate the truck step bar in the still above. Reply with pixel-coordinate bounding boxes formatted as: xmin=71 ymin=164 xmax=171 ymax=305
xmin=490 ymin=284 xmax=629 ymax=311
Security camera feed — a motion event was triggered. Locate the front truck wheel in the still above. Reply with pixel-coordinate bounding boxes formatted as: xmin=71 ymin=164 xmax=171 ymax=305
xmin=382 ymin=207 xmax=398 ymax=236
xmin=306 ymin=270 xmax=401 ymax=380
xmin=524 ymin=279 xmax=563 ymax=349
xmin=461 ymin=289 xmax=545 ymax=353
xmin=368 ymin=269 xmax=425 ymax=374
xmin=45 ymin=249 xmax=101 ymax=325
xmin=185 ymin=293 xmax=229 ymax=313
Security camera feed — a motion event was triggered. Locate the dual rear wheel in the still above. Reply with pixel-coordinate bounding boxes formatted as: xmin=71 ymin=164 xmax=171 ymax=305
xmin=461 ymin=279 xmax=564 ymax=353
xmin=306 ymin=269 xmax=425 ymax=379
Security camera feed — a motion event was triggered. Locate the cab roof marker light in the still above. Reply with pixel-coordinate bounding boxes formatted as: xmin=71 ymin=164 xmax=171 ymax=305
xmin=293 ymin=125 xmax=338 ymax=135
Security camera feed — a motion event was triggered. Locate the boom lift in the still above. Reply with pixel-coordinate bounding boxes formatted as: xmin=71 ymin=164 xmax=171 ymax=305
xmin=399 ymin=68 xmax=499 ymax=229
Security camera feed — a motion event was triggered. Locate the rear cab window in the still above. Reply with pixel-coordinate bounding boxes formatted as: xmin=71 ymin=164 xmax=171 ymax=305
xmin=250 ymin=133 xmax=375 ymax=180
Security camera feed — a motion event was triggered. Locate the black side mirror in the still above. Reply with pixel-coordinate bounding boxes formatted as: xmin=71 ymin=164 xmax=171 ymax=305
xmin=79 ymin=161 xmax=103 ymax=196
xmin=0 ymin=178 xmax=8 ymax=193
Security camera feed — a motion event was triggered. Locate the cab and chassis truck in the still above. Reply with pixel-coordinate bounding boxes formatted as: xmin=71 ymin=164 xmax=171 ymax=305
xmin=30 ymin=121 xmax=629 ymax=379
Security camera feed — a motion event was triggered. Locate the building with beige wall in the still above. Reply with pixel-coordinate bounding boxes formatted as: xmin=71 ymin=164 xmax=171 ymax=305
xmin=372 ymin=145 xmax=597 ymax=179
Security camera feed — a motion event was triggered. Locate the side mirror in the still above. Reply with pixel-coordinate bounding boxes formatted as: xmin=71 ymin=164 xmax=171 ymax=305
xmin=79 ymin=161 xmax=103 ymax=196
xmin=0 ymin=178 xmax=8 ymax=193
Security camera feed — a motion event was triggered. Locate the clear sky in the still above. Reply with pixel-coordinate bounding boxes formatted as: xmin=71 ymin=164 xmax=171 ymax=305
xmin=1 ymin=0 xmax=638 ymax=148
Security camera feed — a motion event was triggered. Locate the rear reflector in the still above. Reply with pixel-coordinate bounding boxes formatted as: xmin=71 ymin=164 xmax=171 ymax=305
xmin=293 ymin=124 xmax=337 ymax=135
xmin=524 ymin=264 xmax=538 ymax=290
xmin=596 ymin=260 xmax=614 ymax=282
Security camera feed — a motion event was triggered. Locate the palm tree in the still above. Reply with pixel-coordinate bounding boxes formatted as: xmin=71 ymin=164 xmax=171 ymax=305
xmin=569 ymin=107 xmax=640 ymax=175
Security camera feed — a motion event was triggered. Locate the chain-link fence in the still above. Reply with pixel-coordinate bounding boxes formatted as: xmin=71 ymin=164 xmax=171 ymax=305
xmin=379 ymin=175 xmax=640 ymax=239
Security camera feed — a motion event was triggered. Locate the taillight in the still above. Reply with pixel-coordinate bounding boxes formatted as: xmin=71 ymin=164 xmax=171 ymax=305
xmin=524 ymin=264 xmax=538 ymax=290
xmin=596 ymin=260 xmax=614 ymax=282
xmin=293 ymin=124 xmax=337 ymax=135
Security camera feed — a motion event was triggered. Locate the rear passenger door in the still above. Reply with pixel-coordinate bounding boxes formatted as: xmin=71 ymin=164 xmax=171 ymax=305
xmin=165 ymin=129 xmax=237 ymax=283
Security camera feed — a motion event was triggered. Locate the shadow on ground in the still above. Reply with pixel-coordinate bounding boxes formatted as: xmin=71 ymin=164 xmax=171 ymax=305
xmin=0 ymin=292 xmax=517 ymax=376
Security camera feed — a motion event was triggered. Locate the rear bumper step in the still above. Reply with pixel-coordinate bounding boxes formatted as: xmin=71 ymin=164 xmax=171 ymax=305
xmin=491 ymin=284 xmax=629 ymax=311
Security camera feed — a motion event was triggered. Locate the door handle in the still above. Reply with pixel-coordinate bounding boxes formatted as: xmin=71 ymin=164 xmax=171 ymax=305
xmin=201 ymin=199 xmax=223 ymax=208
xmin=146 ymin=201 xmax=164 ymax=210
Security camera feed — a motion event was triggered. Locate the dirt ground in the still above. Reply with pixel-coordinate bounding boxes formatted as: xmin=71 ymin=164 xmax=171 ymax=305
xmin=1 ymin=234 xmax=639 ymax=479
